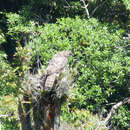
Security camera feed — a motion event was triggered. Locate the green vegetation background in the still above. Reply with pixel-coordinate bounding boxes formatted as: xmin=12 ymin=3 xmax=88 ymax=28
xmin=0 ymin=0 xmax=129 ymax=129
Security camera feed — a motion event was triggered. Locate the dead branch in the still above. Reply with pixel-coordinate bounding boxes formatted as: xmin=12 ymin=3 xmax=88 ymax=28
xmin=64 ymin=0 xmax=71 ymax=8
xmin=95 ymin=97 xmax=130 ymax=130
xmin=80 ymin=0 xmax=90 ymax=18
xmin=106 ymin=102 xmax=117 ymax=106
xmin=64 ymin=0 xmax=90 ymax=18
xmin=104 ymin=97 xmax=130 ymax=124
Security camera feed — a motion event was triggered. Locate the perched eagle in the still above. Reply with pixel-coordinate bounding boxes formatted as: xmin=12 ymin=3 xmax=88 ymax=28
xmin=44 ymin=51 xmax=72 ymax=91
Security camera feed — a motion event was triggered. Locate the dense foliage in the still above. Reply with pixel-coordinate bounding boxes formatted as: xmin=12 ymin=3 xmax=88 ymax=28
xmin=0 ymin=0 xmax=129 ymax=129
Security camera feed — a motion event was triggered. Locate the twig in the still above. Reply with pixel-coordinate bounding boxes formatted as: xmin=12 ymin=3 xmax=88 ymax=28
xmin=63 ymin=0 xmax=77 ymax=9
xmin=80 ymin=0 xmax=90 ymax=19
xmin=64 ymin=0 xmax=90 ymax=19
xmin=106 ymin=102 xmax=117 ymax=106
xmin=64 ymin=0 xmax=71 ymax=8
xmin=64 ymin=6 xmax=75 ymax=8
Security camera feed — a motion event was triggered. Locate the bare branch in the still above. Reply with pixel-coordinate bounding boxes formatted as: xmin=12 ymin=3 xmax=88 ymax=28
xmin=64 ymin=0 xmax=71 ymax=8
xmin=106 ymin=102 xmax=117 ymax=106
xmin=64 ymin=0 xmax=90 ymax=19
xmin=64 ymin=6 xmax=76 ymax=8
xmin=95 ymin=97 xmax=130 ymax=130
xmin=80 ymin=0 xmax=90 ymax=19
xmin=104 ymin=97 xmax=130 ymax=124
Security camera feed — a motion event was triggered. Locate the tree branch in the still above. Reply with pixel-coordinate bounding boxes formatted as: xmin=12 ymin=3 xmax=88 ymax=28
xmin=80 ymin=0 xmax=90 ymax=18
xmin=64 ymin=0 xmax=71 ymax=8
xmin=95 ymin=97 xmax=130 ymax=130
xmin=104 ymin=97 xmax=130 ymax=124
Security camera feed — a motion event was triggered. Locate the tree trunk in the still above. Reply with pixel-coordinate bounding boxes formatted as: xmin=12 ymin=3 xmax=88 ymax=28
xmin=18 ymin=96 xmax=32 ymax=130
xmin=18 ymin=95 xmax=61 ymax=130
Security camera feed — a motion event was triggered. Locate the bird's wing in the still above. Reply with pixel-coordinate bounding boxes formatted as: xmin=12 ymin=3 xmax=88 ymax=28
xmin=44 ymin=73 xmax=57 ymax=91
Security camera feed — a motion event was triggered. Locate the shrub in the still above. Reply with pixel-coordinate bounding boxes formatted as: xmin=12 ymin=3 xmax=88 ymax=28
xmin=39 ymin=17 xmax=129 ymax=128
xmin=4 ymin=14 xmax=130 ymax=129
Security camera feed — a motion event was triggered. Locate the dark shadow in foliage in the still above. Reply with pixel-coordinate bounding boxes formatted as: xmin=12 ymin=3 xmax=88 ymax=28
xmin=17 ymin=0 xmax=80 ymax=24
xmin=17 ymin=0 xmax=129 ymax=27
xmin=0 ymin=13 xmax=17 ymax=63
xmin=79 ymin=0 xmax=130 ymax=49
xmin=0 ymin=0 xmax=30 ymax=62
xmin=1 ymin=118 xmax=19 ymax=130
xmin=0 ymin=0 xmax=129 ymax=30
xmin=0 ymin=0 xmax=24 ymax=12
xmin=0 ymin=0 xmax=129 ymax=25
xmin=89 ymin=0 xmax=129 ymax=22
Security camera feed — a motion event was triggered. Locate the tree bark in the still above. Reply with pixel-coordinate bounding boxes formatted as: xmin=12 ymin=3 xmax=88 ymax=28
xmin=32 ymin=97 xmax=61 ymax=130
xmin=18 ymin=96 xmax=32 ymax=130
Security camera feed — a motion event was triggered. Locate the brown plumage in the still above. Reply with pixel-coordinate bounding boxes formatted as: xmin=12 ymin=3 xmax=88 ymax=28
xmin=44 ymin=51 xmax=72 ymax=91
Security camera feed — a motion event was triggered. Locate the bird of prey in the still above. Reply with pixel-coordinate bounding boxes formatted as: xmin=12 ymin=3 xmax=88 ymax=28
xmin=44 ymin=51 xmax=72 ymax=91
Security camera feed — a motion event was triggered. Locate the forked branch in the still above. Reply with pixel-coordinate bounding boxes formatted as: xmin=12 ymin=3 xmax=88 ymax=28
xmin=104 ymin=97 xmax=130 ymax=124
xmin=95 ymin=97 xmax=130 ymax=130
xmin=80 ymin=0 xmax=90 ymax=18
